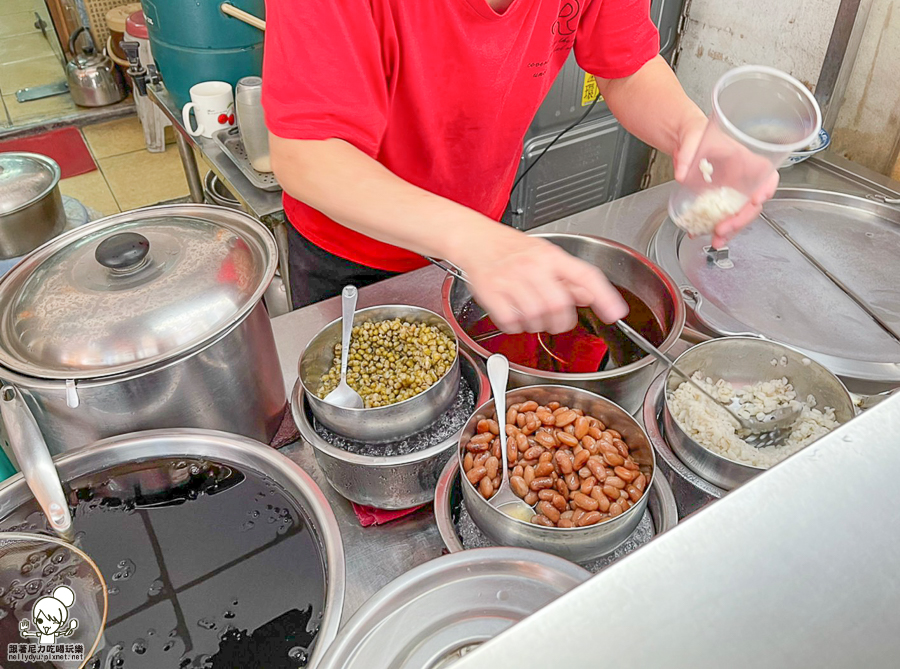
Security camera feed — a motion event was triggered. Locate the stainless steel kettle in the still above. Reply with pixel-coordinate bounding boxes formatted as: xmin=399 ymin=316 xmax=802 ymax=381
xmin=66 ymin=26 xmax=125 ymax=107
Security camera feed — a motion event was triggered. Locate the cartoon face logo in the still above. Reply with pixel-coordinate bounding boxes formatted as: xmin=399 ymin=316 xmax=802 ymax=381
xmin=19 ymin=585 xmax=79 ymax=644
xmin=552 ymin=0 xmax=580 ymax=36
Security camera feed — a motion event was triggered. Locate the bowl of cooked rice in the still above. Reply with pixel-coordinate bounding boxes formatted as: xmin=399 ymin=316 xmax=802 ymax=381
xmin=662 ymin=336 xmax=856 ymax=490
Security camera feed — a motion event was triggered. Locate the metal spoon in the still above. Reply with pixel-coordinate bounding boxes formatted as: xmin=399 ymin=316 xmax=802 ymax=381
xmin=615 ymin=320 xmax=799 ymax=448
xmin=323 ymin=286 xmax=364 ymax=409
xmin=486 ymin=354 xmax=535 ymax=520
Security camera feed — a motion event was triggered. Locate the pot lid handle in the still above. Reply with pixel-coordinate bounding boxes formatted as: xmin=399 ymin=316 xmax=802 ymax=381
xmin=95 ymin=232 xmax=150 ymax=272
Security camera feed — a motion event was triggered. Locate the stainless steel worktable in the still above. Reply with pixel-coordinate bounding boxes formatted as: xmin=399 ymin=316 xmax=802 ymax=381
xmin=268 ymin=152 xmax=900 ymax=625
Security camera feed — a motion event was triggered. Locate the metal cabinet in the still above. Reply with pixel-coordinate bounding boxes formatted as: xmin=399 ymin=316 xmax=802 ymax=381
xmin=504 ymin=0 xmax=686 ymax=230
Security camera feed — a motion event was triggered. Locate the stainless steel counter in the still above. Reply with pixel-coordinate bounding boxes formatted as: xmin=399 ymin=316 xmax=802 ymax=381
xmin=269 ymin=152 xmax=900 ymax=625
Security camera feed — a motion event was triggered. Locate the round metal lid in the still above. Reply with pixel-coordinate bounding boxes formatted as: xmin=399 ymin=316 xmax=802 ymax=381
xmin=651 ymin=189 xmax=900 ymax=385
xmin=0 ymin=153 xmax=61 ymax=216
xmin=0 ymin=204 xmax=277 ymax=380
xmin=316 ymin=547 xmax=589 ymax=669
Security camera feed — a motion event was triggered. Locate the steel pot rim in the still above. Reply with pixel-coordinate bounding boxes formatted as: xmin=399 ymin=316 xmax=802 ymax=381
xmin=0 ymin=204 xmax=278 ymax=381
xmin=458 ymin=383 xmax=656 ymax=533
xmin=292 ymin=350 xmax=489 ymax=468
xmin=662 ymin=335 xmax=856 ymax=485
xmin=0 ymin=427 xmax=346 ymax=667
xmin=0 ymin=152 xmax=61 ymax=216
xmin=440 ymin=232 xmax=686 ymax=380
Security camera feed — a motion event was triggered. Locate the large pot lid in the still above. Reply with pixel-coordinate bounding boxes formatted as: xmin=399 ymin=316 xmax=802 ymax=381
xmin=0 ymin=152 xmax=61 ymax=215
xmin=0 ymin=204 xmax=277 ymax=380
xmin=650 ymin=188 xmax=900 ymax=385
xmin=316 ymin=547 xmax=589 ymax=669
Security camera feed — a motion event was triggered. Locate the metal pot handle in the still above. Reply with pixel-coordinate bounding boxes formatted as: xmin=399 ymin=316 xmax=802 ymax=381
xmin=0 ymin=386 xmax=73 ymax=539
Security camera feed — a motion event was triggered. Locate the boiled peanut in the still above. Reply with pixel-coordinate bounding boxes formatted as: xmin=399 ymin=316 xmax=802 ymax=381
xmin=573 ymin=449 xmax=590 ymax=469
xmin=539 ymin=450 xmax=553 ymax=464
xmin=555 ymin=451 xmax=574 ymax=475
xmin=555 ymin=410 xmax=577 ymax=427
xmin=609 ymin=502 xmax=623 ymax=517
xmin=623 ymin=459 xmax=640 ymax=471
xmin=534 ymin=431 xmax=556 ymax=449
xmin=614 ymin=466 xmax=637 ymax=482
xmin=512 ymin=464 xmax=524 ymax=478
xmin=535 ymin=462 xmax=554 ymax=478
xmin=479 ymin=476 xmax=493 ymax=498
xmin=524 ymin=465 xmax=536 ymax=486
xmin=574 ymin=416 xmax=589 ymax=440
xmin=588 ymin=426 xmax=603 ymax=440
xmin=591 ymin=487 xmax=611 ymax=512
xmin=586 ymin=458 xmax=607 ymax=481
xmin=485 ymin=456 xmax=499 ymax=480
xmin=524 ymin=446 xmax=543 ymax=461
xmin=602 ymin=450 xmax=624 ymax=467
xmin=536 ymin=408 xmax=556 ymax=425
xmin=537 ymin=501 xmax=561 ymax=523
xmin=572 ymin=492 xmax=600 ymax=511
xmin=606 ymin=476 xmax=626 ymax=489
xmin=577 ymin=511 xmax=603 ymax=527
xmin=634 ymin=473 xmax=647 ymax=492
xmin=548 ymin=401 xmax=561 ymax=411
xmin=470 ymin=432 xmax=493 ymax=444
xmin=530 ymin=476 xmax=553 ymax=491
xmin=551 ymin=493 xmax=567 ymax=512
xmin=565 ymin=473 xmax=580 ymax=491
xmin=507 ymin=441 xmax=519 ymax=463
xmin=579 ymin=476 xmax=596 ymax=496
xmin=571 ymin=508 xmax=587 ymax=525
xmin=519 ymin=401 xmax=538 ymax=412
xmin=603 ymin=484 xmax=621 ymax=501
xmin=557 ymin=518 xmax=575 ymax=528
xmin=538 ymin=489 xmax=555 ymax=502
xmin=524 ymin=491 xmax=539 ymax=506
xmin=555 ymin=479 xmax=569 ymax=499
xmin=556 ymin=431 xmax=578 ymax=447
xmin=466 ymin=466 xmax=487 ymax=485
xmin=463 ymin=453 xmax=474 ymax=471
xmin=613 ymin=439 xmax=629 ymax=457
xmin=509 ymin=476 xmax=528 ymax=498
xmin=474 ymin=451 xmax=490 ymax=466
xmin=531 ymin=514 xmax=555 ymax=527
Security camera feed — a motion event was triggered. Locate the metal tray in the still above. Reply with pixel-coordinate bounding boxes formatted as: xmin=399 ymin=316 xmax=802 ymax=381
xmin=434 ymin=457 xmax=678 ymax=573
xmin=213 ymin=126 xmax=281 ymax=192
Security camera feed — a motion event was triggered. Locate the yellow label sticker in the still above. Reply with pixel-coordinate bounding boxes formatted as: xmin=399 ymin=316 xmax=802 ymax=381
xmin=581 ymin=72 xmax=603 ymax=106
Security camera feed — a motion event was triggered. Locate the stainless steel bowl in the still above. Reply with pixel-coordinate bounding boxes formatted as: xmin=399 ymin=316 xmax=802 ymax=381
xmin=298 ymin=304 xmax=461 ymax=443
xmin=441 ymin=233 xmax=685 ymax=414
xmin=293 ymin=349 xmax=489 ymax=509
xmin=458 ymin=385 xmax=655 ymax=563
xmin=435 ymin=454 xmax=677 ymax=561
xmin=662 ymin=336 xmax=856 ymax=490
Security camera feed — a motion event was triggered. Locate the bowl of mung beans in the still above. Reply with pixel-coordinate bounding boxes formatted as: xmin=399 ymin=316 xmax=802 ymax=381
xmin=298 ymin=304 xmax=461 ymax=443
xmin=457 ymin=384 xmax=655 ymax=562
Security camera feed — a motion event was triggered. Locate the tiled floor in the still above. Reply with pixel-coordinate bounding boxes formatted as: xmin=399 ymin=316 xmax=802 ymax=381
xmin=59 ymin=115 xmax=186 ymax=216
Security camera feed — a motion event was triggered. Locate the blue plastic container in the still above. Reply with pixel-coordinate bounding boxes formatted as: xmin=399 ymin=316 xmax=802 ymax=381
xmin=142 ymin=0 xmax=265 ymax=108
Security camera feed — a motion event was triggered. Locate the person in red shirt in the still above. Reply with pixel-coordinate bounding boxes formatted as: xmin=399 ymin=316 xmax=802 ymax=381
xmin=263 ymin=0 xmax=775 ymax=333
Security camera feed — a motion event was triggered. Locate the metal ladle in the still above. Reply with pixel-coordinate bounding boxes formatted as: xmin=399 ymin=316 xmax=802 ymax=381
xmin=323 ymin=285 xmax=364 ymax=409
xmin=486 ymin=354 xmax=535 ymax=521
xmin=614 ymin=320 xmax=799 ymax=448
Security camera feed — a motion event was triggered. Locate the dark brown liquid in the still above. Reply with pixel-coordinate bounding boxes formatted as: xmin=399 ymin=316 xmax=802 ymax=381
xmin=462 ymin=286 xmax=665 ymax=373
xmin=0 ymin=459 xmax=327 ymax=669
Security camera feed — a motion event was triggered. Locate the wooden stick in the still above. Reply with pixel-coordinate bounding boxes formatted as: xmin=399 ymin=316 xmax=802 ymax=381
xmin=220 ymin=3 xmax=266 ymax=31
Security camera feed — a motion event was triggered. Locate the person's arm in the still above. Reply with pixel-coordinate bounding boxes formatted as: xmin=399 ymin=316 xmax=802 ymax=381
xmin=269 ymin=134 xmax=627 ymax=334
xmin=595 ymin=55 xmax=779 ymax=248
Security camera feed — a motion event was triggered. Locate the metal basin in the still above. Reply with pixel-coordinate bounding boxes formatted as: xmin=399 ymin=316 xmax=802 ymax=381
xmin=662 ymin=336 xmax=856 ymax=490
xmin=434 ymin=455 xmax=677 ymax=570
xmin=441 ymin=233 xmax=685 ymax=413
xmin=316 ymin=548 xmax=589 ymax=669
xmin=299 ymin=304 xmax=461 ymax=443
xmin=0 ymin=429 xmax=345 ymax=668
xmin=293 ymin=350 xmax=489 ymax=509
xmin=458 ymin=385 xmax=655 ymax=563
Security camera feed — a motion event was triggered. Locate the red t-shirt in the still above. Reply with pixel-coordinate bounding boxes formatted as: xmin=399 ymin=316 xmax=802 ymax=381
xmin=262 ymin=0 xmax=659 ymax=272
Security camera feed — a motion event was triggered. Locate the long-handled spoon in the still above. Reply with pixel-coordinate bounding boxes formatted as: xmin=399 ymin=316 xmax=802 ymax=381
xmin=323 ymin=286 xmax=364 ymax=409
xmin=485 ymin=354 xmax=535 ymax=520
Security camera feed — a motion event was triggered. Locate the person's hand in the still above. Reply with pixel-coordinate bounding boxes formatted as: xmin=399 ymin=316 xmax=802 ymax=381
xmin=674 ymin=116 xmax=779 ymax=249
xmin=455 ymin=228 xmax=628 ymax=335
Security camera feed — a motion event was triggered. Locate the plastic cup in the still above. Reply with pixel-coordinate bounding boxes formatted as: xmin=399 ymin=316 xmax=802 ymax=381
xmin=235 ymin=76 xmax=272 ymax=173
xmin=669 ymin=65 xmax=822 ymax=236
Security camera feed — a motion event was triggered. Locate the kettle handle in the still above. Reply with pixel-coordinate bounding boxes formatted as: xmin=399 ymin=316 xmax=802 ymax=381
xmin=68 ymin=25 xmax=96 ymax=56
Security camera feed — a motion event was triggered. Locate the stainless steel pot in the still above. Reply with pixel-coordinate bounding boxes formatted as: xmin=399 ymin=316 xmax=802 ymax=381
xmin=441 ymin=233 xmax=685 ymax=414
xmin=298 ymin=304 xmax=461 ymax=443
xmin=316 ymin=547 xmax=588 ymax=669
xmin=0 ymin=204 xmax=286 ymax=526
xmin=204 ymin=171 xmax=243 ymax=210
xmin=0 ymin=153 xmax=67 ymax=259
xmin=459 ymin=385 xmax=655 ymax=563
xmin=292 ymin=349 xmax=489 ymax=509
xmin=0 ymin=428 xmax=346 ymax=669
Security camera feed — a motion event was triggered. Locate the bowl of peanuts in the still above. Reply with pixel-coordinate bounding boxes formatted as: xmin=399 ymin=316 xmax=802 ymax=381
xmin=458 ymin=385 xmax=655 ymax=562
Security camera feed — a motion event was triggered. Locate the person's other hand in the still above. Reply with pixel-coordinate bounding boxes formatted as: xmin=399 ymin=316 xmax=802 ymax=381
xmin=456 ymin=229 xmax=628 ymax=335
xmin=674 ymin=116 xmax=779 ymax=249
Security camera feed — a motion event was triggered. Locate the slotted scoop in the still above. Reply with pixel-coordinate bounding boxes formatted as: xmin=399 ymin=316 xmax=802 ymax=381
xmin=615 ymin=320 xmax=799 ymax=448
xmin=485 ymin=354 xmax=535 ymax=521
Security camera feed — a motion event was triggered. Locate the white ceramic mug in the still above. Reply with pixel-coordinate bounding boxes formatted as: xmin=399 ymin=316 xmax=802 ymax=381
xmin=182 ymin=81 xmax=234 ymax=139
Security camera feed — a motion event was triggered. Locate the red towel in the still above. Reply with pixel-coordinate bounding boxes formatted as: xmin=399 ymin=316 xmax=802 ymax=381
xmin=350 ymin=503 xmax=426 ymax=527
xmin=0 ymin=127 xmax=96 ymax=179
